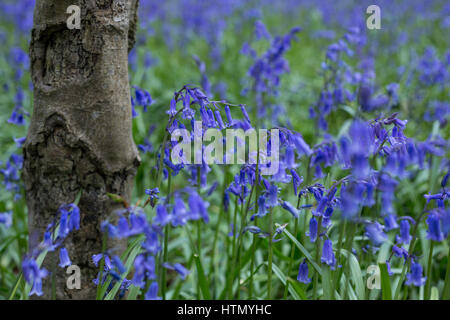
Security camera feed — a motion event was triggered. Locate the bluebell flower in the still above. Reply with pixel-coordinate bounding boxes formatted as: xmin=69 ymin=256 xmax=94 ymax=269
xmin=22 ymin=258 xmax=49 ymax=297
xmin=188 ymin=192 xmax=210 ymax=223
xmin=145 ymin=282 xmax=162 ymax=300
xmin=93 ymin=254 xmax=112 ymax=269
xmin=131 ymin=102 xmax=138 ymax=118
xmin=281 ymin=201 xmax=299 ymax=219
xmin=396 ymin=220 xmax=412 ymax=244
xmin=365 ymin=222 xmax=388 ymax=246
xmin=322 ymin=207 xmax=334 ymax=228
xmin=0 ymin=154 xmax=22 ymax=196
xmin=240 ymin=105 xmax=251 ymax=124
xmin=174 ymin=263 xmax=190 ymax=280
xmin=0 ymin=211 xmax=12 ymax=228
xmin=42 ymin=231 xmax=57 ymax=251
xmin=243 ymin=226 xmax=262 ymax=234
xmin=441 ymin=208 xmax=450 ymax=235
xmin=163 ymin=263 xmax=190 ymax=280
xmin=297 ymin=260 xmax=311 ymax=284
xmin=386 ymin=260 xmax=393 ymax=276
xmin=384 ymin=214 xmax=399 ymax=231
xmin=138 ymin=138 xmax=153 ymax=154
xmin=110 ymin=256 xmax=125 ymax=275
xmin=442 ymin=172 xmax=449 ymax=188
xmin=273 ymin=223 xmax=288 ymax=242
xmin=214 ymin=110 xmax=226 ymax=130
xmin=257 ymin=195 xmax=268 ymax=217
xmin=128 ymin=212 xmax=148 ymax=236
xmin=345 ymin=120 xmax=374 ymax=178
xmin=145 ymin=188 xmax=160 ymax=207
xmin=292 ymin=134 xmax=312 ymax=156
xmin=132 ymin=254 xmax=156 ymax=287
xmin=14 ymin=137 xmax=26 ymax=148
xmin=285 ymin=146 xmax=296 ymax=169
xmin=228 ymin=223 xmax=238 ymax=238
xmin=134 ymin=86 xmax=153 ymax=111
xmin=426 ymin=213 xmax=444 ymax=242
xmin=224 ymin=105 xmax=234 ymax=126
xmin=405 ymin=261 xmax=427 ymax=287
xmin=8 ymin=107 xmax=26 ymax=126
xmin=155 ymin=204 xmax=171 ymax=226
xmin=57 ymin=204 xmax=80 ymax=240
xmin=254 ymin=20 xmax=271 ymax=40
xmin=171 ymin=198 xmax=188 ymax=227
xmin=266 ymin=184 xmax=279 ymax=207
xmin=392 ymin=245 xmax=409 ymax=261
xmin=58 ymin=247 xmax=71 ymax=268
xmin=321 ymin=239 xmax=336 ymax=269
xmin=142 ymin=229 xmax=161 ymax=255
xmin=306 ymin=217 xmax=318 ymax=243
xmin=339 ymin=183 xmax=361 ymax=219
xmin=290 ymin=169 xmax=303 ymax=196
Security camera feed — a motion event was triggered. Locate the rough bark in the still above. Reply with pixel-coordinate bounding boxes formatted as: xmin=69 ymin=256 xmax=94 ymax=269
xmin=24 ymin=0 xmax=140 ymax=299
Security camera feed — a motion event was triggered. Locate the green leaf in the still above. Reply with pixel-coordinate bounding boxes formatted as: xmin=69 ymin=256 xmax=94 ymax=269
xmin=339 ymin=272 xmax=358 ymax=300
xmin=286 ymin=278 xmax=307 ymax=300
xmin=283 ymin=229 xmax=322 ymax=275
xmin=104 ymin=238 xmax=143 ymax=300
xmin=8 ymin=273 xmax=23 ymax=300
xmin=379 ymin=262 xmax=392 ymax=300
xmin=322 ymin=267 xmax=333 ymax=300
xmin=270 ymin=262 xmax=306 ymax=300
xmin=126 ymin=285 xmax=141 ymax=300
xmin=194 ymin=254 xmax=211 ymax=300
xmin=442 ymin=247 xmax=450 ymax=300
xmin=340 ymin=249 xmax=365 ymax=300
xmin=430 ymin=287 xmax=439 ymax=300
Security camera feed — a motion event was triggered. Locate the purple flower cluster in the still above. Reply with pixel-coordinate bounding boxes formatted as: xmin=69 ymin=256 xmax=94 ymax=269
xmin=22 ymin=204 xmax=80 ymax=296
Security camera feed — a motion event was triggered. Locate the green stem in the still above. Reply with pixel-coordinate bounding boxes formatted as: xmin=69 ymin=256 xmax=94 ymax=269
xmin=196 ymin=168 xmax=201 ymax=299
xmin=248 ymin=187 xmax=260 ymax=299
xmin=312 ymin=216 xmax=323 ymax=300
xmin=393 ymin=209 xmax=427 ymax=300
xmin=283 ymin=196 xmax=301 ymax=299
xmin=96 ymin=233 xmax=107 ymax=300
xmin=8 ymin=273 xmax=23 ymax=300
xmin=424 ymin=241 xmax=435 ymax=300
xmin=161 ymin=173 xmax=172 ymax=300
xmin=209 ymin=166 xmax=228 ymax=281
xmin=443 ymin=246 xmax=450 ymax=300
xmin=333 ymin=220 xmax=347 ymax=292
xmin=267 ymin=208 xmax=273 ymax=299
xmin=226 ymin=196 xmax=239 ymax=299
xmin=161 ymin=225 xmax=169 ymax=300
xmin=235 ymin=188 xmax=246 ymax=299
xmin=342 ymin=222 xmax=356 ymax=300
xmin=248 ymin=223 xmax=258 ymax=299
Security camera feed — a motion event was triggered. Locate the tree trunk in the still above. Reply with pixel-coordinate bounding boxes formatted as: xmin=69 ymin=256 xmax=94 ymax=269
xmin=23 ymin=0 xmax=140 ymax=299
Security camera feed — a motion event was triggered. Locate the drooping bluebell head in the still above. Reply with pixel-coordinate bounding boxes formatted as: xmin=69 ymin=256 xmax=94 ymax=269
xmin=405 ymin=261 xmax=427 ymax=287
xmin=297 ymin=260 xmax=311 ymax=284
xmin=321 ymin=239 xmax=336 ymax=269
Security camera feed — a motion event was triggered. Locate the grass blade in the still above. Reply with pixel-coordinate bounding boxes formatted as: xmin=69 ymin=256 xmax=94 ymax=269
xmin=379 ymin=262 xmax=392 ymax=300
xmin=194 ymin=254 xmax=211 ymax=300
xmin=283 ymin=229 xmax=322 ymax=275
xmin=340 ymin=249 xmax=365 ymax=300
xmin=270 ymin=262 xmax=306 ymax=300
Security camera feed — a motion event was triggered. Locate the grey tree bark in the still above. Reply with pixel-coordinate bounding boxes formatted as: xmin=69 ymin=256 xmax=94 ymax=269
xmin=23 ymin=0 xmax=140 ymax=299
